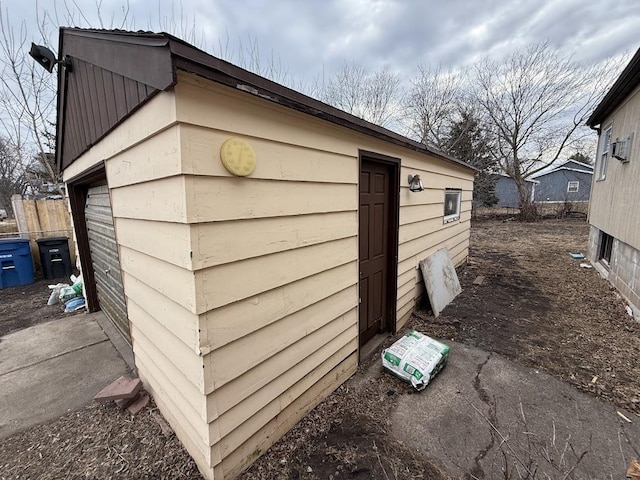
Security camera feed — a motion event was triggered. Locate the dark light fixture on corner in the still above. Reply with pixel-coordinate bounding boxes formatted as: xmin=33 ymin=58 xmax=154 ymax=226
xmin=407 ymin=174 xmax=424 ymax=192
xmin=29 ymin=43 xmax=72 ymax=73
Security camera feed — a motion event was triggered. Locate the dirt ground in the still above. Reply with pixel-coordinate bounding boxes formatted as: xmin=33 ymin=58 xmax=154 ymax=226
xmin=0 ymin=399 xmax=202 ymax=479
xmin=1 ymin=218 xmax=639 ymax=479
xmin=426 ymin=219 xmax=640 ymax=415
xmin=0 ymin=279 xmax=73 ymax=337
xmin=241 ymin=218 xmax=640 ymax=479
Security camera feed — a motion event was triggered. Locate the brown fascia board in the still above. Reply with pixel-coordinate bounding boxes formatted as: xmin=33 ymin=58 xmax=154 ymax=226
xmin=59 ymin=29 xmax=174 ymax=90
xmin=55 ymin=28 xmax=476 ymax=173
xmin=587 ymin=47 xmax=640 ymax=128
xmin=165 ymin=34 xmax=477 ymax=173
xmin=55 ymin=28 xmax=176 ymax=172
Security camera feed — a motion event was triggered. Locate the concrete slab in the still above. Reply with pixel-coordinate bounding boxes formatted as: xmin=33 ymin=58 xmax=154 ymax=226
xmin=0 ymin=314 xmax=131 ymax=439
xmin=392 ymin=341 xmax=640 ymax=479
xmin=420 ymin=248 xmax=462 ymax=317
xmin=0 ymin=314 xmax=107 ymax=375
xmin=0 ymin=340 xmax=129 ymax=438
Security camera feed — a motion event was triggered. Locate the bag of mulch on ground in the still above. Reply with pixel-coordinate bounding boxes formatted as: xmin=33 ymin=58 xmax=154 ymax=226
xmin=58 ymin=276 xmax=83 ymax=303
xmin=381 ymin=330 xmax=450 ymax=390
xmin=47 ymin=283 xmax=69 ymax=305
xmin=70 ymin=276 xmax=83 ymax=296
xmin=59 ymin=285 xmax=79 ymax=302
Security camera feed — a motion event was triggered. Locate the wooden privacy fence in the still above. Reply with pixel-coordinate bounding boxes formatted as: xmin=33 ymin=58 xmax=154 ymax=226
xmin=10 ymin=194 xmax=76 ymax=273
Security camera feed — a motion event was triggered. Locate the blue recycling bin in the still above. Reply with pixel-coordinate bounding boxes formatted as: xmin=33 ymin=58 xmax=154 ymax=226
xmin=0 ymin=238 xmax=35 ymax=289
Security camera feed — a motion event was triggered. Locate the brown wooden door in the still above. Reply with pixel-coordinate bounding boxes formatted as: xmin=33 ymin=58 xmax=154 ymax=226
xmin=359 ymin=159 xmax=392 ymax=347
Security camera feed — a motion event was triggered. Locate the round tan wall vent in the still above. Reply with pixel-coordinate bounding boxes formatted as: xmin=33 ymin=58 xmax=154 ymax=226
xmin=220 ymin=138 xmax=256 ymax=176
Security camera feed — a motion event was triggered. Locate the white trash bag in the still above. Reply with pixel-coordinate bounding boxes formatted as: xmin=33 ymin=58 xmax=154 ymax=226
xmin=47 ymin=283 xmax=69 ymax=305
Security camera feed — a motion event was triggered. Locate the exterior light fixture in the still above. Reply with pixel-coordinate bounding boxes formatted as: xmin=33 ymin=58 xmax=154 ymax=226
xmin=407 ymin=174 xmax=424 ymax=192
xmin=29 ymin=43 xmax=72 ymax=73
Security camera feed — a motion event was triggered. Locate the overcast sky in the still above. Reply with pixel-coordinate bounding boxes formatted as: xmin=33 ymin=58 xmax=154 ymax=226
xmin=11 ymin=0 xmax=640 ymax=85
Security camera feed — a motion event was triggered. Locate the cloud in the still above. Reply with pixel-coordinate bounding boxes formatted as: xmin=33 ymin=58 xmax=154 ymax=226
xmin=8 ymin=0 xmax=640 ymax=85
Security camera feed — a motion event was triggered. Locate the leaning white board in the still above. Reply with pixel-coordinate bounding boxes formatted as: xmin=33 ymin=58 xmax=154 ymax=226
xmin=419 ymin=248 xmax=462 ymax=317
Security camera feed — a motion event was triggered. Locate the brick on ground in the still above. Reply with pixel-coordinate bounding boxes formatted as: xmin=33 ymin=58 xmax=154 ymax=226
xmin=127 ymin=393 xmax=150 ymax=415
xmin=94 ymin=376 xmax=142 ymax=402
xmin=115 ymin=394 xmax=140 ymax=409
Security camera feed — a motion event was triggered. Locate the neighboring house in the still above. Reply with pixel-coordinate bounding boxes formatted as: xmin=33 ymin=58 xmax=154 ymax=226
xmin=55 ymin=29 xmax=475 ymax=479
xmin=531 ymin=160 xmax=594 ymax=204
xmin=586 ymin=47 xmax=640 ymax=315
xmin=492 ymin=174 xmax=538 ymax=208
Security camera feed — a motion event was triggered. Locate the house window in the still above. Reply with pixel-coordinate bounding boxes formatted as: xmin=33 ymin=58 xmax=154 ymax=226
xmin=444 ymin=189 xmax=462 ymax=223
xmin=567 ymin=181 xmax=579 ymax=193
xmin=599 ymin=231 xmax=613 ymax=265
xmin=597 ymin=124 xmax=612 ymax=180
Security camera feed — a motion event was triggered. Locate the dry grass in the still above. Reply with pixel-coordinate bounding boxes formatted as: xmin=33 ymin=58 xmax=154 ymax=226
xmin=0 ymin=399 xmax=201 ymax=480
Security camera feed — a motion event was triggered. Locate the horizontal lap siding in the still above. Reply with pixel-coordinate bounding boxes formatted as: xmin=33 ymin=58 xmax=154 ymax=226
xmin=201 ymin=262 xmax=357 ymax=351
xmin=192 ymin=212 xmax=357 ymax=269
xmin=393 ymin=148 xmax=472 ymax=326
xmin=192 ymin=189 xmax=359 ymax=475
xmin=69 ymin=73 xmax=470 ymax=480
xmin=110 ymin=234 xmax=207 ymax=467
xmin=195 ymin=237 xmax=357 ymax=313
xmin=187 ymin=177 xmax=356 ymax=222
xmin=64 ymin=93 xmax=206 ymax=470
xmin=210 ymin=322 xmax=358 ymax=462
xmin=175 ymin=72 xmax=474 ymax=478
xmin=176 ymin=76 xmax=361 ymax=477
xmin=218 ymin=354 xmax=357 ymax=479
xmin=395 ymin=155 xmax=473 ymax=322
xmin=121 ymin=272 xmax=199 ymax=351
xmin=98 ymin=120 xmax=208 ymax=469
xmin=62 ymin=92 xmax=177 ymax=182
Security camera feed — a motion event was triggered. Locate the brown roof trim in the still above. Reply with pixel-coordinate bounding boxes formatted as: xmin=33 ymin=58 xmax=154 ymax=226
xmin=56 ymin=28 xmax=476 ymax=173
xmin=165 ymin=34 xmax=475 ymax=172
xmin=587 ymin=47 xmax=640 ymax=127
xmin=56 ymin=28 xmax=176 ymax=171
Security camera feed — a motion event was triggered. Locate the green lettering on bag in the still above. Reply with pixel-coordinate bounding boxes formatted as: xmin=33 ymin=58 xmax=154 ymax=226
xmin=384 ymin=352 xmax=401 ymax=366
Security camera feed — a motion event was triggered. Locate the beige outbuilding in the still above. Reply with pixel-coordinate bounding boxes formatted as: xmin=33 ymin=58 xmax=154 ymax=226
xmin=56 ymin=28 xmax=475 ymax=479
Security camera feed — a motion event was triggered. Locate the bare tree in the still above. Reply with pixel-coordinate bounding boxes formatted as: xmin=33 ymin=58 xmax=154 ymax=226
xmin=0 ymin=1 xmax=301 ymax=189
xmin=403 ymin=64 xmax=464 ymax=149
xmin=443 ymin=107 xmax=498 ymax=207
xmin=0 ymin=3 xmax=60 ymax=194
xmin=472 ymin=42 xmax=622 ymax=219
xmin=317 ymin=61 xmax=401 ymax=127
xmin=0 ymin=136 xmax=29 ymax=213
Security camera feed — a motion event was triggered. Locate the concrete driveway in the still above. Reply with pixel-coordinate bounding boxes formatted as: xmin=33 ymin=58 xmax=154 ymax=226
xmin=392 ymin=341 xmax=640 ymax=479
xmin=0 ymin=312 xmax=131 ymax=439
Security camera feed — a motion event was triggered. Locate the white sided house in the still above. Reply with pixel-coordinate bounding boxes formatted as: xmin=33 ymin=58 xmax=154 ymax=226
xmin=56 ymin=29 xmax=475 ymax=479
xmin=586 ymin=47 xmax=640 ymax=315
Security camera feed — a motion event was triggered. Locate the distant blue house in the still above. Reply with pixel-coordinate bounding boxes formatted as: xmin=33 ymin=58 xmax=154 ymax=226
xmin=531 ymin=160 xmax=594 ymax=204
xmin=493 ymin=174 xmax=538 ymax=208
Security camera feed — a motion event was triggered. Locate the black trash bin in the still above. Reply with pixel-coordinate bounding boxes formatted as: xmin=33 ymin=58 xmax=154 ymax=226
xmin=36 ymin=236 xmax=72 ymax=280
